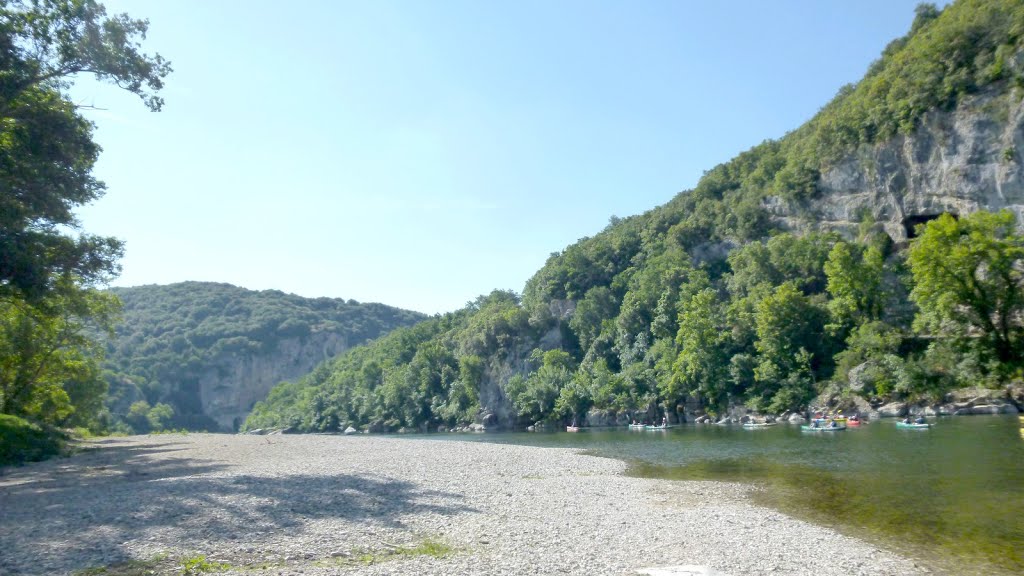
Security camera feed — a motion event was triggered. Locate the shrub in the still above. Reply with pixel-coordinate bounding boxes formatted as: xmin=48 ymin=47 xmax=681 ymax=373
xmin=0 ymin=414 xmax=63 ymax=466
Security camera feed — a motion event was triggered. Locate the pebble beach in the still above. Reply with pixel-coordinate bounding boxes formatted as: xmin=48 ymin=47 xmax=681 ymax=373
xmin=0 ymin=434 xmax=932 ymax=576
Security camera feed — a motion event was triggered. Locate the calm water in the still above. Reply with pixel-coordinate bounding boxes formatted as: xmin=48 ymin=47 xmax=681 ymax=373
xmin=441 ymin=416 xmax=1024 ymax=575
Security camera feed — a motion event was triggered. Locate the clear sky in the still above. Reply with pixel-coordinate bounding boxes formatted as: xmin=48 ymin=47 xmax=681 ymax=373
xmin=73 ymin=0 xmax=948 ymax=315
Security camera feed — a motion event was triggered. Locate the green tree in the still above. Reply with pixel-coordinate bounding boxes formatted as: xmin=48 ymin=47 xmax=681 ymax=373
xmin=554 ymin=372 xmax=593 ymax=422
xmin=908 ymin=210 xmax=1024 ymax=364
xmin=145 ymin=402 xmax=174 ymax=432
xmin=126 ymin=399 xmax=150 ymax=432
xmin=1 ymin=0 xmax=171 ymax=301
xmin=825 ymin=241 xmax=885 ymax=332
xmin=667 ymin=288 xmax=731 ymax=412
xmin=507 ymin=349 xmax=575 ymax=423
xmin=0 ymin=284 xmax=119 ymax=424
xmin=751 ymin=283 xmax=830 ymax=410
xmin=0 ymin=1 xmax=168 ymax=440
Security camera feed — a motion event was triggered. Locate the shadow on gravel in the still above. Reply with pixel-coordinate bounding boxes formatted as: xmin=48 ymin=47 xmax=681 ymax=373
xmin=0 ymin=440 xmax=218 ymax=492
xmin=0 ymin=438 xmax=476 ymax=575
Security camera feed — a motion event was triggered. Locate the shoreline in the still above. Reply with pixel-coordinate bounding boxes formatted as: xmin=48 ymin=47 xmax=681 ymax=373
xmin=0 ymin=434 xmax=930 ymax=576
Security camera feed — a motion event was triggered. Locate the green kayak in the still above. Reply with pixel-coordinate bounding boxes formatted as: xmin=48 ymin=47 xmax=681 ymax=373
xmin=801 ymin=424 xmax=846 ymax=431
xmin=896 ymin=421 xmax=931 ymax=429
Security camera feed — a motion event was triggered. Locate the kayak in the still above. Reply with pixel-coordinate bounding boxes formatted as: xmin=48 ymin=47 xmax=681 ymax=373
xmin=628 ymin=424 xmax=647 ymax=429
xmin=812 ymin=417 xmax=847 ymax=425
xmin=812 ymin=415 xmax=847 ymax=424
xmin=645 ymin=425 xmax=675 ymax=430
xmin=801 ymin=424 xmax=847 ymax=431
xmin=742 ymin=422 xmax=776 ymax=428
xmin=566 ymin=426 xmax=581 ymax=432
xmin=846 ymin=419 xmax=862 ymax=427
xmin=896 ymin=421 xmax=930 ymax=429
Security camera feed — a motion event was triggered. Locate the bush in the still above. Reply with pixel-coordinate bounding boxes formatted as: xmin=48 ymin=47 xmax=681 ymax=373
xmin=0 ymin=414 xmax=63 ymax=466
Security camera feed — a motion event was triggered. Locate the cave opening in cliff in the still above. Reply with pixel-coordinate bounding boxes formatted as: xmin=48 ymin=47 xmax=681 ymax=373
xmin=903 ymin=213 xmax=957 ymax=239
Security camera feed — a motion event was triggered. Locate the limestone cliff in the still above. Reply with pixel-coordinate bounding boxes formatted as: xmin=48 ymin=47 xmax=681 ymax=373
xmin=772 ymin=82 xmax=1024 ymax=241
xmin=102 ymin=282 xmax=426 ymax=432
xmin=196 ymin=331 xmax=349 ymax=430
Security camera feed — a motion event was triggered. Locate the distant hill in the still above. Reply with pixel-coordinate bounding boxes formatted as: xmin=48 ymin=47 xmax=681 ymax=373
xmin=100 ymin=282 xmax=426 ymax=431
xmin=245 ymin=0 xmax=1024 ymax=434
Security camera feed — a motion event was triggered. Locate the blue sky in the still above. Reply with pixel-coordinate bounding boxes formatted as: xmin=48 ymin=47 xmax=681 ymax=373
xmin=73 ymin=0 xmax=946 ymax=314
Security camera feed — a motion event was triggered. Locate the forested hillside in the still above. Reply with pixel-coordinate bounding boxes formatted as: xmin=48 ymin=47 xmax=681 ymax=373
xmin=100 ymin=282 xmax=426 ymax=432
xmin=245 ymin=0 xmax=1024 ymax=433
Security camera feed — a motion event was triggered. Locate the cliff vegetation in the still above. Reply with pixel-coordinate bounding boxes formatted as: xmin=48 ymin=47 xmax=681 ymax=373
xmin=246 ymin=0 xmax=1024 ymax=433
xmin=99 ymin=282 xmax=427 ymax=433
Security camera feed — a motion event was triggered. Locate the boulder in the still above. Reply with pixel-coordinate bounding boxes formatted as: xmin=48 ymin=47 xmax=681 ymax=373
xmin=931 ymin=386 xmax=1020 ymax=415
xmin=877 ymin=402 xmax=908 ymax=418
xmin=946 ymin=386 xmax=996 ymax=402
xmin=480 ymin=411 xmax=498 ymax=428
xmin=246 ymin=428 xmax=266 ymax=435
xmin=343 ymin=426 xmax=357 ymax=435
xmin=788 ymin=414 xmax=806 ymax=424
xmin=847 ymin=361 xmax=875 ymax=393
xmin=970 ymin=403 xmax=1019 ymax=415
xmin=1007 ymin=381 xmax=1024 ymax=410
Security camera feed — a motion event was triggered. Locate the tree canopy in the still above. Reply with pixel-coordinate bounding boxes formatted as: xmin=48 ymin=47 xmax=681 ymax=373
xmin=0 ymin=1 xmax=169 ymax=435
xmin=909 ymin=211 xmax=1024 ymax=365
xmin=0 ymin=0 xmax=171 ymax=302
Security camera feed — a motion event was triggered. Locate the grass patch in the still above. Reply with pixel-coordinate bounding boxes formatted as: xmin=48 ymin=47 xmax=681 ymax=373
xmin=73 ymin=553 xmax=232 ymax=576
xmin=316 ymin=538 xmax=455 ymax=568
xmin=395 ymin=539 xmax=453 ymax=559
xmin=0 ymin=414 xmax=64 ymax=466
xmin=179 ymin=554 xmax=230 ymax=575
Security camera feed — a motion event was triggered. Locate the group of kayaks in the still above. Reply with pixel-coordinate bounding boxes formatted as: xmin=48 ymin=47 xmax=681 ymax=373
xmin=630 ymin=423 xmax=675 ymax=430
xmin=801 ymin=414 xmax=855 ymax=432
xmin=569 ymin=422 xmax=676 ymax=432
xmin=566 ymin=414 xmax=932 ymax=432
xmin=799 ymin=414 xmax=932 ymax=432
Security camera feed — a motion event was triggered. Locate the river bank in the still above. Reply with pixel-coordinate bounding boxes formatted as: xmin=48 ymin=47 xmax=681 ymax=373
xmin=0 ymin=434 xmax=930 ymax=576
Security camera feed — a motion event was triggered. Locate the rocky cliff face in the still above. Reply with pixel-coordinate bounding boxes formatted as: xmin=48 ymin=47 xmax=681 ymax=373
xmin=198 ymin=332 xmax=349 ymax=430
xmin=102 ymin=282 xmax=427 ymax=432
xmin=770 ymin=82 xmax=1024 ymax=240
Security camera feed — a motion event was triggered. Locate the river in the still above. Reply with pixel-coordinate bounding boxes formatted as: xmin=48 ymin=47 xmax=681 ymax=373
xmin=446 ymin=415 xmax=1023 ymax=575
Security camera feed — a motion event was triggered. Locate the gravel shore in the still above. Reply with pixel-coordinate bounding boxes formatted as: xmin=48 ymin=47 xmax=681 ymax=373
xmin=0 ymin=434 xmax=930 ymax=576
